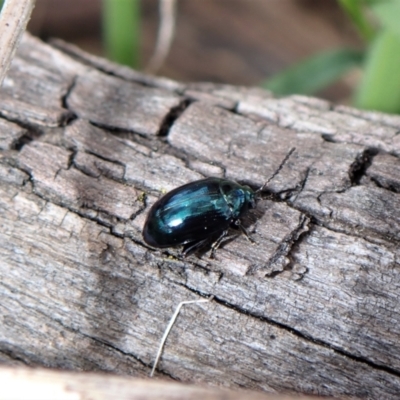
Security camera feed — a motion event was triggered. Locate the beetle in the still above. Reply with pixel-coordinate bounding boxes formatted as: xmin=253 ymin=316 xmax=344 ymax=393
xmin=142 ymin=148 xmax=295 ymax=257
xmin=142 ymin=177 xmax=257 ymax=257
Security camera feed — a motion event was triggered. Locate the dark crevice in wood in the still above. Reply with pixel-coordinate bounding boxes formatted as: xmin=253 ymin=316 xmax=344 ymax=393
xmin=12 ymin=133 xmax=36 ymax=151
xmin=1 ymin=284 xmax=149 ymax=372
xmin=145 ymin=367 xmax=178 ymax=381
xmin=18 ymin=293 xmax=152 ymax=373
xmin=320 ymin=133 xmax=336 ymax=143
xmin=59 ymin=150 xmax=76 ymax=174
xmin=182 ymin=152 xmax=227 ymax=181
xmin=180 ymin=282 xmax=316 ymax=334
xmin=349 ymin=148 xmax=378 ymax=186
xmin=264 ymin=215 xmax=311 ymax=279
xmin=79 ymin=333 xmax=151 ymax=371
xmin=0 ymin=347 xmax=30 ymax=365
xmin=88 ymin=124 xmax=164 ymax=160
xmin=78 ymin=332 xmax=178 ymax=381
xmin=259 ymin=147 xmax=297 ymax=193
xmin=270 ymin=177 xmax=400 ymax=259
xmin=0 ymin=109 xmax=75 ymax=130
xmin=71 ymin=152 xmax=128 ymax=184
xmin=84 ymin=149 xmax=126 ymax=169
xmin=23 ymin=174 xmax=144 ymax=240
xmin=290 ymin=167 xmax=311 ymax=204
xmin=312 ymin=213 xmax=400 ymax=249
xmin=11 ymin=160 xmax=143 ymax=242
xmin=22 ymin=166 xmax=35 ymax=187
xmin=157 ymin=98 xmax=192 ymax=137
xmin=0 ymin=114 xmax=24 ymax=128
xmin=86 ymin=136 xmax=219 ymax=199
xmin=250 ymin=214 xmax=310 ymax=277
xmin=77 ymin=121 xmax=226 ymax=188
xmin=69 ymin=159 xmax=97 ymax=178
xmin=61 ymin=76 xmax=78 ymax=121
xmin=129 ymin=195 xmax=148 ymax=222
xmin=180 ymin=284 xmax=400 ymax=380
xmin=5 ymin=122 xmax=43 ymax=151
xmin=100 ymin=128 xmax=156 ymax=146
xmin=89 ymin=120 xmax=149 ymax=138
xmin=261 ymin=184 xmax=306 ymax=205
xmin=58 ymin=111 xmax=77 ymax=127
xmin=369 ymin=175 xmax=400 ymax=194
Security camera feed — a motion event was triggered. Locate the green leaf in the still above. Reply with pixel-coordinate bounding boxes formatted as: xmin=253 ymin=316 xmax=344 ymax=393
xmin=338 ymin=0 xmax=376 ymax=41
xmin=355 ymin=29 xmax=400 ymax=113
xmin=102 ymin=0 xmax=140 ymax=68
xmin=371 ymin=0 xmax=400 ymax=41
xmin=262 ymin=48 xmax=363 ymax=96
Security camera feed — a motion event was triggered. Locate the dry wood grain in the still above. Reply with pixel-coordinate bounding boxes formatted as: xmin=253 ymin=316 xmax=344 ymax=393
xmin=1 ymin=33 xmax=400 ymax=399
xmin=0 ymin=0 xmax=36 ymax=86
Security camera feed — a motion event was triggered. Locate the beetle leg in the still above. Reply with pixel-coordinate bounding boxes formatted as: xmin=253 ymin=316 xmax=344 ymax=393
xmin=210 ymin=230 xmax=229 ymax=259
xmin=239 ymin=224 xmax=256 ymax=244
xmin=233 ymin=219 xmax=256 ymax=244
xmin=181 ymin=238 xmax=211 ymax=257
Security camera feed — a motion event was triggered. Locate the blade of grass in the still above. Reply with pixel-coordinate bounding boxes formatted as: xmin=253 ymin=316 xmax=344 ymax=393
xmin=102 ymin=0 xmax=140 ymax=68
xmin=355 ymin=29 xmax=400 ymax=113
xmin=262 ymin=48 xmax=363 ymax=96
xmin=371 ymin=0 xmax=400 ymax=41
xmin=338 ymin=0 xmax=376 ymax=42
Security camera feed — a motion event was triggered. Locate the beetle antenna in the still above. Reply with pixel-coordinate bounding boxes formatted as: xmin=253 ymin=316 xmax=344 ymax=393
xmin=256 ymin=147 xmax=296 ymax=194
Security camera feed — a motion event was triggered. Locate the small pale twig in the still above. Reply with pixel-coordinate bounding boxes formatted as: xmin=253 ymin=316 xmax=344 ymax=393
xmin=150 ymin=295 xmax=214 ymax=377
xmin=0 ymin=0 xmax=36 ymax=87
xmin=145 ymin=0 xmax=177 ymax=74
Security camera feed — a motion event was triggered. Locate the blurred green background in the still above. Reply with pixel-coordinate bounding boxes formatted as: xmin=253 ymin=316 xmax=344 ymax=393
xmin=14 ymin=0 xmax=400 ymax=114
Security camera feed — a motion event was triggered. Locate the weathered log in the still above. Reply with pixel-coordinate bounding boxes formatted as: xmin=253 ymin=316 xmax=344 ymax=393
xmin=1 ymin=33 xmax=400 ymax=399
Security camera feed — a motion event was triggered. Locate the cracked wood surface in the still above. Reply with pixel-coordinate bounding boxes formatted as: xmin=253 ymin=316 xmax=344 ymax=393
xmin=1 ymin=33 xmax=400 ymax=399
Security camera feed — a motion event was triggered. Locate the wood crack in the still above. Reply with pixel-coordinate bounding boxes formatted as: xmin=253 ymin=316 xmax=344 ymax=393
xmin=0 ymin=347 xmax=30 ymax=365
xmin=157 ymin=98 xmax=192 ymax=137
xmin=177 ymin=282 xmax=400 ymax=379
xmin=78 ymin=333 xmax=153 ymax=371
xmin=348 ymin=148 xmax=377 ymax=186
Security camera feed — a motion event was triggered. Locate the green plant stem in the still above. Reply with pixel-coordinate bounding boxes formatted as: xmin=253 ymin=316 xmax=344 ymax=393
xmin=338 ymin=0 xmax=375 ymax=42
xmin=371 ymin=0 xmax=400 ymax=41
xmin=102 ymin=0 xmax=140 ymax=68
xmin=262 ymin=48 xmax=363 ymax=96
xmin=355 ymin=29 xmax=400 ymax=113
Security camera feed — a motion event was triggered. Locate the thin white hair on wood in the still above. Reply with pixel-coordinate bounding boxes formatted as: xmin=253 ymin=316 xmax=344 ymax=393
xmin=150 ymin=296 xmax=214 ymax=377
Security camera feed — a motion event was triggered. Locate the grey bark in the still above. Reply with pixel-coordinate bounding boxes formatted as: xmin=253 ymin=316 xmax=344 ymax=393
xmin=1 ymin=33 xmax=400 ymax=399
xmin=0 ymin=0 xmax=36 ymax=86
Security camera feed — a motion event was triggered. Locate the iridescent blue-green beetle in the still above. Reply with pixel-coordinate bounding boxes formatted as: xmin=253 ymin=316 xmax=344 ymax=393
xmin=142 ymin=177 xmax=256 ymax=257
xmin=142 ymin=149 xmax=294 ymax=257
